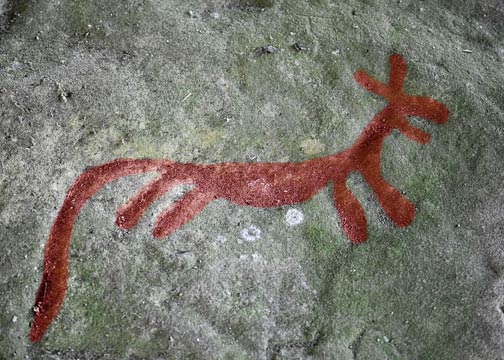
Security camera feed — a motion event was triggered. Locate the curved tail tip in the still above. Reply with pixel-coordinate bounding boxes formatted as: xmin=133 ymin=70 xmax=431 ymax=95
xmin=28 ymin=324 xmax=43 ymax=342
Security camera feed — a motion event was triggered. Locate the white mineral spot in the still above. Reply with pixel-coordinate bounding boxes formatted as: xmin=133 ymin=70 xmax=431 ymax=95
xmin=285 ymin=208 xmax=304 ymax=226
xmin=12 ymin=316 xmax=17 ymax=323
xmin=240 ymin=225 xmax=261 ymax=242
xmin=216 ymin=235 xmax=227 ymax=243
xmin=251 ymin=252 xmax=263 ymax=261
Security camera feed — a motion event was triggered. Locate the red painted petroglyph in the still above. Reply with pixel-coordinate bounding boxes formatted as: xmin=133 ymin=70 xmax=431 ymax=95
xmin=29 ymin=54 xmax=449 ymax=342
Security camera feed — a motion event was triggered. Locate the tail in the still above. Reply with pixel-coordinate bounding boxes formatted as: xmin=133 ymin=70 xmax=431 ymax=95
xmin=29 ymin=158 xmax=166 ymax=342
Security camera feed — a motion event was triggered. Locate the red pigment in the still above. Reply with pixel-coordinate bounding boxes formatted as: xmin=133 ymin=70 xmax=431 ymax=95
xmin=29 ymin=54 xmax=449 ymax=342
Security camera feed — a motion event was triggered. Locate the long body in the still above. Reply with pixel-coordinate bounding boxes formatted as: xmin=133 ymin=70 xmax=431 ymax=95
xmin=29 ymin=54 xmax=449 ymax=342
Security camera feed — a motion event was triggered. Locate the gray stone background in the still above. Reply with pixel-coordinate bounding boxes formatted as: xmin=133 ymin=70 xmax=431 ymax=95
xmin=0 ymin=0 xmax=503 ymax=359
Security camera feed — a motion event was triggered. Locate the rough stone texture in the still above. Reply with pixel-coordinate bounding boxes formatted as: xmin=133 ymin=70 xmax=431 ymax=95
xmin=0 ymin=0 xmax=503 ymax=359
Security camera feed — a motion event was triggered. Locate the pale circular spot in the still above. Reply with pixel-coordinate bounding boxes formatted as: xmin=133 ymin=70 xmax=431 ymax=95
xmin=240 ymin=225 xmax=261 ymax=242
xmin=285 ymin=208 xmax=304 ymax=226
xmin=216 ymin=235 xmax=227 ymax=243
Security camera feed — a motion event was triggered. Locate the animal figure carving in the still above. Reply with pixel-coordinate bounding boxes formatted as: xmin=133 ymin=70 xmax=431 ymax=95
xmin=29 ymin=54 xmax=449 ymax=342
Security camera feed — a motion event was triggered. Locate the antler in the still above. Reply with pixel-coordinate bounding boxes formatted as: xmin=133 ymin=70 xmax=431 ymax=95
xmin=354 ymin=54 xmax=449 ymax=142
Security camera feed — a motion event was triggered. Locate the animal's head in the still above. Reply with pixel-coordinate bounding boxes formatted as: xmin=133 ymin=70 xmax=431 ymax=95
xmin=354 ymin=53 xmax=449 ymax=144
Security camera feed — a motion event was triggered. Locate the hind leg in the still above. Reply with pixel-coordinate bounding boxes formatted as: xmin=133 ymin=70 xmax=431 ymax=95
xmin=116 ymin=175 xmax=182 ymax=229
xmin=152 ymin=188 xmax=215 ymax=238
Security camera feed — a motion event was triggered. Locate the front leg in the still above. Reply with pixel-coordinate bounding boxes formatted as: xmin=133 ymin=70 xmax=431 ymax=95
xmin=333 ymin=181 xmax=367 ymax=243
xmin=360 ymin=165 xmax=415 ymax=227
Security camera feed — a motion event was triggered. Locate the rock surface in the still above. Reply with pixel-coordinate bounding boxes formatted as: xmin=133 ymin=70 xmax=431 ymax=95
xmin=0 ymin=0 xmax=503 ymax=359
